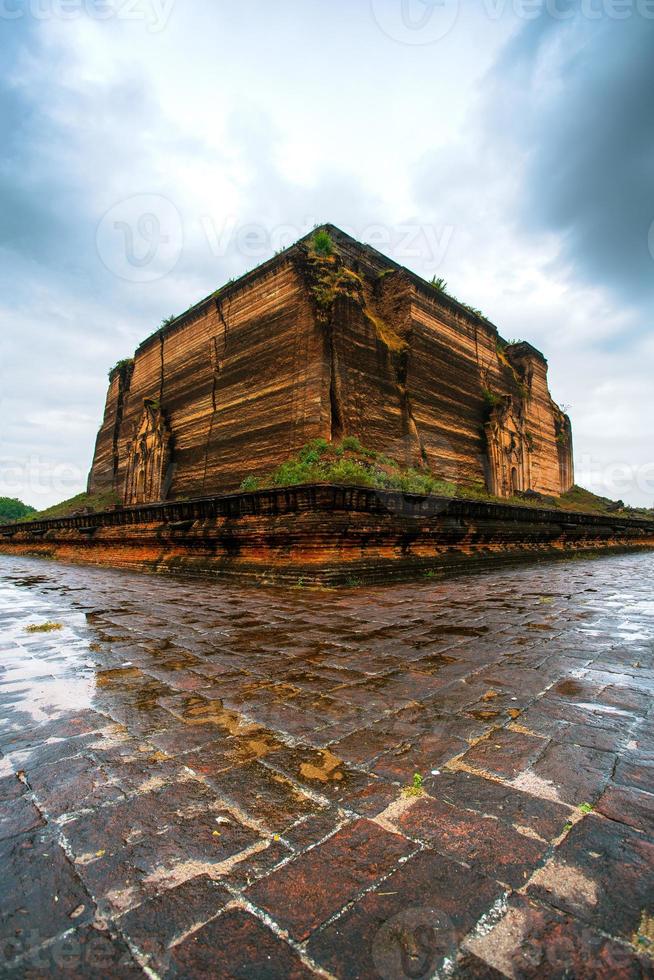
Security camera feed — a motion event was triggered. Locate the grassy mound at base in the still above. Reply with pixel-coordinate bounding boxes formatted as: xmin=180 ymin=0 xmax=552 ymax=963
xmin=240 ymin=438 xmax=653 ymax=519
xmin=240 ymin=437 xmax=458 ymax=497
xmin=9 ymin=441 xmax=651 ymax=524
xmin=16 ymin=490 xmax=120 ymax=523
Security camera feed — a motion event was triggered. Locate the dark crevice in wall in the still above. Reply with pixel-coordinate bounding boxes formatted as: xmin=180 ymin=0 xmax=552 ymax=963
xmin=395 ymin=345 xmax=426 ymax=465
xmin=159 ymin=332 xmax=165 ymax=404
xmin=202 ymin=342 xmax=221 ymax=494
xmin=370 ymin=269 xmax=425 ymax=467
xmin=215 ymin=295 xmax=230 ymax=357
xmin=327 ymin=323 xmax=344 ymax=442
xmin=111 ymin=362 xmax=133 ymax=489
xmin=203 ymin=301 xmax=229 ymax=492
xmin=210 ymin=336 xmax=219 ymax=413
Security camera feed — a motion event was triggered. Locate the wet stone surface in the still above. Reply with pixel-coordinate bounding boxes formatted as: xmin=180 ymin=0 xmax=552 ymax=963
xmin=0 ymin=552 xmax=653 ymax=978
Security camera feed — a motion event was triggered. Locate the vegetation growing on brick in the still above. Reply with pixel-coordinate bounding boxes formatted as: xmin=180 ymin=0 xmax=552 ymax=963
xmin=240 ymin=439 xmax=455 ymax=496
xmin=25 ymin=622 xmax=62 ymax=633
xmin=108 ymin=358 xmax=134 ymax=382
xmin=310 ymin=228 xmax=335 ymax=257
xmin=237 ymin=439 xmax=654 ymax=519
xmin=430 ymin=276 xmax=486 ymax=321
xmin=306 ymin=249 xmax=406 ymax=355
xmin=482 ymin=388 xmax=504 ymax=409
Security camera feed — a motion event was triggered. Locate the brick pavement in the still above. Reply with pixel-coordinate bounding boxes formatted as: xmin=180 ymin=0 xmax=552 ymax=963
xmin=0 ymin=553 xmax=653 ymax=978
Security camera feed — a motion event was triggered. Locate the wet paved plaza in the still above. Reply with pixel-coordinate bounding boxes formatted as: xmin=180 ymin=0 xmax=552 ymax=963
xmin=0 ymin=552 xmax=653 ymax=978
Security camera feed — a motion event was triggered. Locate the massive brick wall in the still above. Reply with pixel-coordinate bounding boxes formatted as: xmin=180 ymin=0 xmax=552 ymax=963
xmin=89 ymin=259 xmax=325 ymax=501
xmin=88 ymin=225 xmax=573 ymax=503
xmin=88 ymin=369 xmax=125 ymax=494
xmin=305 ymin=230 xmax=573 ymax=497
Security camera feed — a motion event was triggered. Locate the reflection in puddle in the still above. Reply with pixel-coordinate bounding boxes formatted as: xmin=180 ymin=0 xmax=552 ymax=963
xmin=1 ymin=549 xmax=653 ymax=789
xmin=0 ymin=580 xmax=96 ymax=725
xmin=1 ymin=549 xmax=653 ymax=975
xmin=574 ymin=701 xmax=634 ymax=717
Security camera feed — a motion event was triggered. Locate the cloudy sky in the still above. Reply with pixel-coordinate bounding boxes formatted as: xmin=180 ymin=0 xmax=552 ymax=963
xmin=1 ymin=0 xmax=652 ymax=508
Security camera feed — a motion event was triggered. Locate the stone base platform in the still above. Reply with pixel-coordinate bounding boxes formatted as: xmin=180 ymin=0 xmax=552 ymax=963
xmin=1 ymin=485 xmax=653 ymax=585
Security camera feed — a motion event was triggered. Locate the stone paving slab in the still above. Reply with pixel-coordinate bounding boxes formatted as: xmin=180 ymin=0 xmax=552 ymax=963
xmin=0 ymin=552 xmax=653 ymax=977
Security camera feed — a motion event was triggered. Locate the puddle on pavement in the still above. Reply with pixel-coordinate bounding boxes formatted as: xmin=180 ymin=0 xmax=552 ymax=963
xmin=2 ymin=551 xmax=654 ymax=784
xmin=574 ymin=701 xmax=634 ymax=717
xmin=555 ymin=680 xmax=584 ymax=696
xmin=96 ymin=667 xmax=144 ymax=687
xmin=0 ymin=581 xmax=96 ymax=725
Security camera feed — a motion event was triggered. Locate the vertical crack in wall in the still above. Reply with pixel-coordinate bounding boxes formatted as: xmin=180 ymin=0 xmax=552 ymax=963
xmin=395 ymin=342 xmax=426 ymax=465
xmin=327 ymin=321 xmax=344 ymax=442
xmin=202 ymin=336 xmax=221 ymax=494
xmin=202 ymin=297 xmax=230 ymax=493
xmin=216 ymin=294 xmax=230 ymax=357
xmin=372 ymin=272 xmax=425 ymax=466
xmin=158 ymin=331 xmax=175 ymax=499
xmin=111 ymin=361 xmax=133 ymax=491
xmin=210 ymin=335 xmax=219 ymax=414
xmin=159 ymin=331 xmax=165 ymax=404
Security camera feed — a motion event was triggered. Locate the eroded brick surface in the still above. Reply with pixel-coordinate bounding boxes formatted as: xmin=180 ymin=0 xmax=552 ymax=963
xmin=246 ymin=818 xmax=415 ymax=940
xmin=397 ymin=795 xmax=549 ymax=888
xmin=426 ymin=769 xmax=572 ymax=839
xmin=0 ymin=795 xmax=45 ymax=841
xmin=457 ymin=727 xmax=546 ymax=779
xmin=117 ymin=875 xmax=231 ymax=968
xmin=0 ymin=830 xmax=93 ymax=963
xmin=307 ymin=849 xmax=504 ymax=979
xmin=465 ymin=896 xmax=654 ymax=979
xmin=1 ymin=552 xmax=654 ymax=977
xmin=596 ymin=783 xmax=654 ymax=837
xmin=5 ymin=926 xmax=145 ymax=979
xmin=166 ymin=908 xmax=318 ymax=978
xmin=527 ymin=816 xmax=654 ymax=940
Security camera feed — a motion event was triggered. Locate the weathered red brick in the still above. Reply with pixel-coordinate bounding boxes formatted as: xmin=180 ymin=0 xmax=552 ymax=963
xmin=458 ymin=728 xmax=546 ymax=779
xmin=429 ymin=769 xmax=571 ymax=840
xmin=118 ymin=875 xmax=231 ymax=964
xmin=0 ymin=796 xmax=45 ymax=841
xmin=397 ymin=795 xmax=548 ymax=888
xmin=307 ymin=849 xmax=503 ymax=979
xmin=246 ymin=818 xmax=414 ymax=940
xmin=0 ymin=831 xmax=92 ymax=963
xmin=167 ymin=908 xmax=318 ymax=978
xmin=527 ymin=815 xmax=654 ymax=940
xmin=465 ymin=896 xmax=653 ymax=979
xmin=530 ymin=742 xmax=615 ymax=805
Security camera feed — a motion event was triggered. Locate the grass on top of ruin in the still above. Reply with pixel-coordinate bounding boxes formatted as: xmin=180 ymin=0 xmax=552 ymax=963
xmin=8 ymin=440 xmax=651 ymax=525
xmin=239 ymin=437 xmax=653 ymax=519
xmin=239 ymin=437 xmax=459 ymax=497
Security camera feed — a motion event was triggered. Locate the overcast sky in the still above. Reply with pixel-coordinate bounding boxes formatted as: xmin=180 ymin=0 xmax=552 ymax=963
xmin=1 ymin=0 xmax=652 ymax=507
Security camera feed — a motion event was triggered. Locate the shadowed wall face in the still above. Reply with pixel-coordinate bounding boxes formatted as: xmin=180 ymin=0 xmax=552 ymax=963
xmin=88 ymin=230 xmax=573 ymax=504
